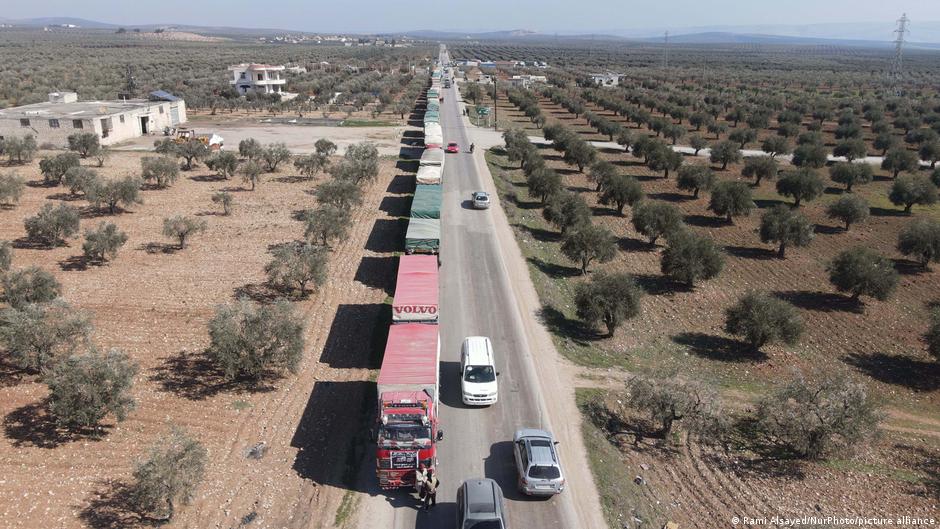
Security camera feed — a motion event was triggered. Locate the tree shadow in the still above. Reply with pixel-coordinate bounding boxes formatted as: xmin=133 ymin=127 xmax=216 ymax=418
xmin=527 ymin=256 xmax=581 ymax=278
xmin=188 ymin=173 xmax=227 ymax=182
xmin=11 ymin=236 xmax=55 ymax=250
xmin=136 ymin=242 xmax=180 ymax=255
xmin=753 ymin=198 xmax=786 ymax=209
xmin=536 ymin=303 xmax=601 ymax=344
xmin=891 ymin=443 xmax=940 ymax=499
xmin=0 ymin=356 xmax=31 ymax=388
xmin=648 ymin=192 xmax=694 ymax=203
xmin=724 ymin=245 xmax=776 ymax=260
xmin=632 ymin=273 xmax=691 ymax=296
xmin=618 ymin=237 xmax=656 ymax=252
xmin=3 ymin=399 xmax=109 ymax=448
xmin=77 ymin=480 xmax=151 ymax=529
xmin=813 ymin=224 xmax=843 ymax=235
xmin=365 ymin=218 xmax=407 ymax=253
xmin=58 ymin=254 xmax=97 ymax=271
xmin=824 ymin=186 xmax=845 ymax=195
xmin=590 ymin=205 xmax=622 ymax=217
xmin=148 ymin=349 xmax=278 ymax=401
xmin=354 ymin=255 xmax=398 ymax=293
xmin=892 ymin=258 xmax=926 ymax=275
xmin=844 ymin=352 xmax=940 ymax=392
xmin=232 ymin=281 xmax=288 ymax=304
xmin=772 ymin=290 xmax=863 ymax=313
xmin=272 ymin=174 xmax=315 ymax=184
xmin=514 ymin=223 xmax=560 ymax=243
xmin=670 ymin=332 xmax=767 ymax=362
xmin=45 ymin=192 xmax=83 ymax=202
xmin=870 ymin=206 xmax=907 ymax=217
xmin=26 ymin=179 xmax=55 ymax=188
xmin=684 ymin=214 xmax=727 ymax=228
xmin=320 ymin=304 xmax=391 ymax=369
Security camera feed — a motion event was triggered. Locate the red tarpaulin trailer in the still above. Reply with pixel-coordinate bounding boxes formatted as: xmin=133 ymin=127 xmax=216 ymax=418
xmin=392 ymin=255 xmax=439 ymax=323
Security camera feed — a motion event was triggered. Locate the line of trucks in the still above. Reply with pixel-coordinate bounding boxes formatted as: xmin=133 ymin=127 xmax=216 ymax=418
xmin=374 ymin=66 xmax=445 ymax=488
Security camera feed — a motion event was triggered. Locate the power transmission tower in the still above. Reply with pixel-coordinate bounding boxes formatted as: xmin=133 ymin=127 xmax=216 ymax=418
xmin=891 ymin=13 xmax=909 ymax=96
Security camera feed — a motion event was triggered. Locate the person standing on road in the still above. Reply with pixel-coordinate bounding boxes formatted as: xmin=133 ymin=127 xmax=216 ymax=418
xmin=422 ymin=469 xmax=439 ymax=511
xmin=415 ymin=464 xmax=428 ymax=498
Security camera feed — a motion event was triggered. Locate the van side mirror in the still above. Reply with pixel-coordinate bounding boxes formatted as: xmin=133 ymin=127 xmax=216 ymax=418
xmin=437 ymin=430 xmax=445 ymax=441
xmin=496 ymin=371 xmax=501 ymax=377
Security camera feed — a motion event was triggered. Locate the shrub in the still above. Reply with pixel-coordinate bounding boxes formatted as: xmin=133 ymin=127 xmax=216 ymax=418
xmin=676 ymin=165 xmax=714 ymax=198
xmin=162 ymin=216 xmax=207 ymax=249
xmin=632 ymin=201 xmax=683 ymax=245
xmin=708 ymin=180 xmax=754 ymax=223
xmin=828 ymin=162 xmax=873 ymax=192
xmin=67 ymin=132 xmax=100 ymax=158
xmin=560 ymin=223 xmax=617 ymax=274
xmin=0 ymin=240 xmax=11 ymax=272
xmin=293 ymin=153 xmax=330 ymax=178
xmin=46 ymin=348 xmax=138 ymax=429
xmin=24 ymin=203 xmax=81 ymax=247
xmin=141 ymin=156 xmax=180 ymax=188
xmin=238 ymin=138 xmax=263 ymax=161
xmin=625 ymin=375 xmax=725 ymax=440
xmin=82 ymin=222 xmax=128 ymax=263
xmin=0 ymin=300 xmax=92 ymax=372
xmin=0 ymin=172 xmax=26 ymax=206
xmin=304 ymin=205 xmax=351 ymax=247
xmin=826 ymin=195 xmax=870 ymax=231
xmin=207 ymin=298 xmax=305 ymax=382
xmin=211 ymin=191 xmax=234 ymax=215
xmin=897 ymin=217 xmax=940 ymax=270
xmin=1 ymin=266 xmax=61 ymax=308
xmin=63 ymin=166 xmax=99 ymax=196
xmin=755 ymin=372 xmax=880 ymax=459
xmin=574 ymin=272 xmax=643 ymax=336
xmin=889 ymin=175 xmax=938 ymax=214
xmin=758 ymin=205 xmax=814 ymax=258
xmin=329 ymin=142 xmax=379 ymax=183
xmin=828 ymin=247 xmax=898 ymax=302
xmin=129 ymin=428 xmax=207 ymax=521
xmin=543 ymin=192 xmax=591 ymax=234
xmin=314 ymin=178 xmax=363 ymax=210
xmin=261 ymin=142 xmax=291 ymax=172
xmin=39 ymin=152 xmax=81 ymax=185
xmin=599 ymin=174 xmax=643 ymax=215
xmin=741 ymin=157 xmax=778 ymax=185
xmin=265 ymin=242 xmax=328 ymax=295
xmin=776 ymin=168 xmax=824 ymax=207
xmin=724 ymin=291 xmax=803 ymax=350
xmin=661 ymin=231 xmax=725 ymax=287
xmin=205 ymin=151 xmax=238 ymax=179
xmin=85 ymin=175 xmax=143 ymax=214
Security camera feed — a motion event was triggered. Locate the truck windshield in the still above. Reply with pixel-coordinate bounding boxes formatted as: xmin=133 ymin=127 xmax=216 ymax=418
xmin=380 ymin=424 xmax=431 ymax=442
xmin=464 ymin=365 xmax=495 ymax=383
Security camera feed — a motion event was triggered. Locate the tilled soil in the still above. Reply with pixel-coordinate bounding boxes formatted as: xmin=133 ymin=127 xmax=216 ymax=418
xmin=0 ymin=150 xmax=408 ymax=528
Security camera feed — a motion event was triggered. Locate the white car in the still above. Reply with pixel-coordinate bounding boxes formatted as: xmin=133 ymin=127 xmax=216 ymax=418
xmin=471 ymin=191 xmax=490 ymax=209
xmin=460 ymin=336 xmax=498 ymax=406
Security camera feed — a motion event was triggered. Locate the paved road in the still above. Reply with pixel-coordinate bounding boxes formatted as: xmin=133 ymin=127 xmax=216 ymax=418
xmin=355 ymin=47 xmax=584 ymax=529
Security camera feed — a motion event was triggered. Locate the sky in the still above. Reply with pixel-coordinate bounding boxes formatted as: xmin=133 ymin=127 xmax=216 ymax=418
xmin=5 ymin=0 xmax=940 ymax=35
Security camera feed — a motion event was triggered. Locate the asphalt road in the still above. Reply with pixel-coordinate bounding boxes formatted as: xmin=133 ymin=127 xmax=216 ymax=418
xmin=355 ymin=47 xmax=580 ymax=529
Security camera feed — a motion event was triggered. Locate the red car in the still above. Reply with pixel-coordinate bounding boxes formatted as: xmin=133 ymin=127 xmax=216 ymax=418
xmin=446 ymin=142 xmax=460 ymax=153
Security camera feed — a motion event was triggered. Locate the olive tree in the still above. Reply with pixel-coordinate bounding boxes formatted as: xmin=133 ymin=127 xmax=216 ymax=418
xmin=560 ymin=223 xmax=617 ymax=274
xmin=661 ymin=231 xmax=725 ymax=287
xmin=304 ymin=205 xmax=351 ymax=247
xmin=632 ymin=201 xmax=683 ymax=245
xmin=828 ymin=247 xmax=898 ymax=302
xmin=207 ymin=298 xmax=305 ymax=382
xmin=39 ymin=152 xmax=81 ymax=185
xmin=67 ymin=132 xmax=100 ymax=158
xmin=574 ymin=272 xmax=643 ymax=336
xmin=688 ymin=134 xmax=708 ymax=156
xmin=63 ymin=166 xmax=99 ymax=197
xmin=330 ymin=142 xmax=379 ymax=184
xmin=140 ymin=156 xmax=180 ymax=188
xmin=897 ymin=217 xmax=940 ymax=270
xmin=676 ymin=165 xmax=714 ymax=198
xmin=741 ymin=157 xmax=779 ymax=185
xmin=239 ymin=160 xmax=263 ymax=190
xmin=24 ymin=203 xmax=81 ymax=247
xmin=828 ymin=162 xmax=873 ymax=192
xmin=708 ymin=181 xmax=754 ymax=223
xmin=265 ymin=242 xmax=328 ymax=296
xmin=761 ymin=137 xmax=791 ymax=158
xmin=205 ymin=151 xmax=239 ymax=179
xmin=211 ymin=191 xmax=234 ymax=215
xmin=261 ymin=142 xmax=292 ymax=172
xmin=724 ymin=291 xmax=803 ymax=350
xmin=881 ymin=147 xmax=919 ymax=178
xmin=46 ymin=348 xmax=138 ymax=430
xmin=82 ymin=222 xmax=128 ymax=263
xmin=129 ymin=428 xmax=207 ymax=521
xmin=238 ymin=138 xmax=263 ymax=161
xmin=826 ymin=195 xmax=870 ymax=231
xmin=526 ymin=166 xmax=562 ymax=204
xmin=625 ymin=375 xmax=724 ymax=440
xmin=0 ymin=300 xmax=92 ymax=372
xmin=314 ymin=178 xmax=363 ymax=210
xmin=85 ymin=175 xmax=143 ymax=214
xmin=889 ymin=175 xmax=938 ymax=213
xmin=0 ymin=241 xmax=11 ymax=272
xmin=0 ymin=172 xmax=26 ymax=207
xmin=599 ymin=174 xmax=643 ymax=215
xmin=791 ymin=143 xmax=828 ymax=169
xmin=315 ymin=138 xmax=337 ymax=157
xmin=755 ymin=372 xmax=880 ymax=459
xmin=832 ymin=139 xmax=868 ymax=162
xmin=293 ymin=153 xmax=330 ymax=178
xmin=647 ymin=145 xmax=683 ymax=178
xmin=1 ymin=266 xmax=61 ymax=308
xmin=776 ymin=168 xmax=824 ymax=207
xmin=588 ymin=159 xmax=617 ymax=192
xmin=176 ymin=139 xmax=208 ymax=170
xmin=759 ymin=205 xmax=814 ymax=258
xmin=162 ymin=216 xmax=207 ymax=249
xmin=543 ymin=192 xmax=591 ymax=234
xmin=709 ymin=140 xmax=742 ymax=170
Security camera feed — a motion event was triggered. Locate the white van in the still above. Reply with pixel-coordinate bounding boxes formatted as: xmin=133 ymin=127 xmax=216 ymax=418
xmin=460 ymin=336 xmax=498 ymax=406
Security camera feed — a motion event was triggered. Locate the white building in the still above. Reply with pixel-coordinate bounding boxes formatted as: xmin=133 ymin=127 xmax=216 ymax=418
xmin=589 ymin=72 xmax=622 ymax=87
xmin=0 ymin=91 xmax=187 ymax=147
xmin=505 ymin=75 xmax=548 ymax=89
xmin=228 ymin=63 xmax=297 ymax=100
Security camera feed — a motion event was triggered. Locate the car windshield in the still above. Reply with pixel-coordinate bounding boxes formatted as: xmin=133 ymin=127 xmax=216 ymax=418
xmin=528 ymin=464 xmax=561 ymax=479
xmin=380 ymin=424 xmax=431 ymax=442
xmin=464 ymin=365 xmax=495 ymax=383
xmin=470 ymin=521 xmax=503 ymax=529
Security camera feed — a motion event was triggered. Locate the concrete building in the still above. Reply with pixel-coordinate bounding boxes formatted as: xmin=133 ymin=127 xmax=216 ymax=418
xmin=228 ymin=63 xmax=298 ymax=100
xmin=505 ymin=75 xmax=548 ymax=89
xmin=0 ymin=91 xmax=187 ymax=147
xmin=589 ymin=72 xmax=622 ymax=87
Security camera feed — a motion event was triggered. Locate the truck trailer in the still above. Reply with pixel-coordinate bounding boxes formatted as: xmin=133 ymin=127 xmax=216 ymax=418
xmin=392 ymin=255 xmax=439 ymax=323
xmin=374 ymin=323 xmax=442 ymax=488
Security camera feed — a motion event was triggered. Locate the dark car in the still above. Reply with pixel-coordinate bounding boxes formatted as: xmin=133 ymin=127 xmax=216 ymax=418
xmin=456 ymin=478 xmax=507 ymax=529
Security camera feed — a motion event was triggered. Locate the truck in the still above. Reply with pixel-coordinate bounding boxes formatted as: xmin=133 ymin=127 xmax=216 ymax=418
xmin=410 ymin=185 xmax=442 ymax=218
xmin=374 ymin=323 xmax=443 ymax=489
xmin=405 ymin=218 xmax=440 ymax=255
xmin=392 ymin=255 xmax=439 ymax=323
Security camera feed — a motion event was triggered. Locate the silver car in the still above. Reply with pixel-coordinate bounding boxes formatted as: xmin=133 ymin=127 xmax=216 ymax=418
xmin=512 ymin=428 xmax=565 ymax=496
xmin=472 ymin=191 xmax=490 ymax=209
xmin=457 ymin=478 xmax=507 ymax=529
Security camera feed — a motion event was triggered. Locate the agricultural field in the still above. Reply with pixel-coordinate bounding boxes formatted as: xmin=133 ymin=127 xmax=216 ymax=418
xmin=461 ymin=42 xmax=940 ymax=529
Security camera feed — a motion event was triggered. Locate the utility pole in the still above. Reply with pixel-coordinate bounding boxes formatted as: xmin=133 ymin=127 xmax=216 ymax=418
xmin=891 ymin=13 xmax=909 ymax=96
xmin=493 ymin=78 xmax=498 ymax=131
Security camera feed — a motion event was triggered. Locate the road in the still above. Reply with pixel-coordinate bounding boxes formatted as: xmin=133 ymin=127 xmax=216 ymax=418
xmin=354 ymin=47 xmax=603 ymax=529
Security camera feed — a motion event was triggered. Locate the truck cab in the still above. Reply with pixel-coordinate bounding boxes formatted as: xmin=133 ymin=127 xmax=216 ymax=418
xmin=375 ymin=391 xmax=444 ymax=488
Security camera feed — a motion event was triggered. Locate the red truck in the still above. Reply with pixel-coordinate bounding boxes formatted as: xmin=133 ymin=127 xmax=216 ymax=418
xmin=392 ymin=255 xmax=439 ymax=323
xmin=374 ymin=323 xmax=443 ymax=489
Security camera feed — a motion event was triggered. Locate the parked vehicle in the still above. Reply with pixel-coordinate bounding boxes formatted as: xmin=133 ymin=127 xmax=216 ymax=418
xmin=405 ymin=218 xmax=440 ymax=255
xmin=374 ymin=324 xmax=443 ymax=489
xmin=460 ymin=337 xmax=498 ymax=406
xmin=446 ymin=141 xmax=460 ymax=153
xmin=512 ymin=428 xmax=565 ymax=496
xmin=456 ymin=479 xmax=508 ymax=529
xmin=392 ymin=255 xmax=439 ymax=323
xmin=472 ymin=191 xmax=490 ymax=210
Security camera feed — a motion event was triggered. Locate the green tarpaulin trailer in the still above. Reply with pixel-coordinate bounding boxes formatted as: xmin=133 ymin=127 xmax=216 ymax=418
xmin=411 ymin=185 xmax=442 ymax=219
xmin=405 ymin=218 xmax=440 ymax=254
xmin=427 ymin=102 xmax=440 ymax=112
